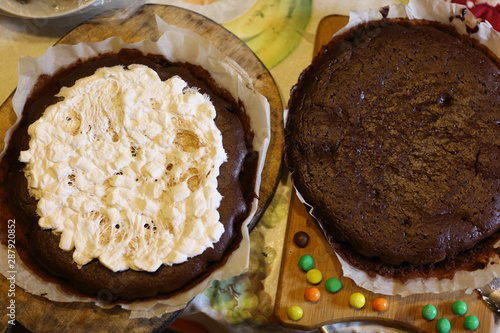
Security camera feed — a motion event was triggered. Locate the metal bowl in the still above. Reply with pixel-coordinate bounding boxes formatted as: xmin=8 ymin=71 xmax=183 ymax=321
xmin=0 ymin=0 xmax=105 ymax=19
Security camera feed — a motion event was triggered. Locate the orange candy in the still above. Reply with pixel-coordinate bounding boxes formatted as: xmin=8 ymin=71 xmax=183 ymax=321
xmin=372 ymin=297 xmax=388 ymax=312
xmin=304 ymin=287 xmax=321 ymax=302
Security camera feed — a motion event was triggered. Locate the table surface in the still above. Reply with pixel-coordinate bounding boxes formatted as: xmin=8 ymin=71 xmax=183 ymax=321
xmin=1 ymin=1 xmax=499 ymax=332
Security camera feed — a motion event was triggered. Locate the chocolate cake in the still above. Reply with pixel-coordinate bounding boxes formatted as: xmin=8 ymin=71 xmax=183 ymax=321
xmin=3 ymin=49 xmax=258 ymax=301
xmin=284 ymin=18 xmax=500 ymax=280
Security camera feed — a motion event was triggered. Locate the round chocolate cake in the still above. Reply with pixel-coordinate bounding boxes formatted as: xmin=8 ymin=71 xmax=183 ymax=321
xmin=3 ymin=49 xmax=258 ymax=301
xmin=285 ymin=18 xmax=500 ymax=280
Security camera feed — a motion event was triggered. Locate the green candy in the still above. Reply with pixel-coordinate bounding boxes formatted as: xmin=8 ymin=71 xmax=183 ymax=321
xmin=325 ymin=278 xmax=342 ymax=293
xmin=452 ymin=300 xmax=467 ymax=315
xmin=464 ymin=315 xmax=479 ymax=330
xmin=436 ymin=318 xmax=451 ymax=333
xmin=298 ymin=254 xmax=314 ymax=271
xmin=422 ymin=304 xmax=437 ymax=321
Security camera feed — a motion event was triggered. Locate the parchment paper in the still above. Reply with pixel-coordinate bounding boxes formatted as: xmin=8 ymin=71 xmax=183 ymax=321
xmin=292 ymin=0 xmax=500 ymax=297
xmin=0 ymin=17 xmax=270 ymax=318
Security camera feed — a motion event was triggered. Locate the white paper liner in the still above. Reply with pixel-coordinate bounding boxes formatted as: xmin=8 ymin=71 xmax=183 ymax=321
xmin=0 ymin=17 xmax=270 ymax=318
xmin=290 ymin=0 xmax=500 ymax=297
xmin=336 ymin=240 xmax=500 ymax=297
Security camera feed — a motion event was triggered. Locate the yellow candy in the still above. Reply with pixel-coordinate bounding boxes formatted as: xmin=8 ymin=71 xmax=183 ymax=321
xmin=306 ymin=269 xmax=322 ymax=284
xmin=349 ymin=292 xmax=366 ymax=309
xmin=287 ymin=305 xmax=303 ymax=321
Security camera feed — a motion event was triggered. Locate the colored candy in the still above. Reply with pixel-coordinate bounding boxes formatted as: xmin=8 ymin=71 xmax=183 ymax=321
xmin=372 ymin=297 xmax=388 ymax=312
xmin=436 ymin=318 xmax=451 ymax=333
xmin=293 ymin=231 xmax=310 ymax=248
xmin=452 ymin=300 xmax=467 ymax=315
xmin=299 ymin=254 xmax=314 ymax=272
xmin=287 ymin=305 xmax=303 ymax=321
xmin=306 ymin=269 xmax=322 ymax=284
xmin=325 ymin=277 xmax=342 ymax=293
xmin=292 ymin=252 xmax=477 ymax=330
xmin=464 ymin=315 xmax=479 ymax=330
xmin=422 ymin=304 xmax=437 ymax=321
xmin=304 ymin=287 xmax=320 ymax=302
xmin=349 ymin=292 xmax=365 ymax=309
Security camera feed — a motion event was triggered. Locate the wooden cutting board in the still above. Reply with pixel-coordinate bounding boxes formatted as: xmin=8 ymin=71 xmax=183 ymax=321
xmin=275 ymin=15 xmax=497 ymax=332
xmin=0 ymin=5 xmax=283 ymax=333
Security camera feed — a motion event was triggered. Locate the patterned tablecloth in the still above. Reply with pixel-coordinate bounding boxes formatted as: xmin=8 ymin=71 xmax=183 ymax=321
xmin=1 ymin=0 xmax=499 ymax=332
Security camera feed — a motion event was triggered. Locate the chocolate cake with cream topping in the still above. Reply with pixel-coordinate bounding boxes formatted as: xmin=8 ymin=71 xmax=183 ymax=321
xmin=284 ymin=18 xmax=500 ymax=280
xmin=3 ymin=49 xmax=258 ymax=301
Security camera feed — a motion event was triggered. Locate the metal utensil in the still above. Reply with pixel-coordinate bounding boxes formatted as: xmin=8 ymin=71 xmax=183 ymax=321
xmin=477 ymin=278 xmax=500 ymax=321
xmin=478 ymin=278 xmax=500 ymax=316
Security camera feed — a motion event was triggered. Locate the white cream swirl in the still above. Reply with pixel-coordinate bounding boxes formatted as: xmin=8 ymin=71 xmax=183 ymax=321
xmin=19 ymin=64 xmax=227 ymax=272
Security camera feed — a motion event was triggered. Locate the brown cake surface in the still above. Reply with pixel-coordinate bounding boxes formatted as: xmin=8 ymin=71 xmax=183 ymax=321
xmin=284 ymin=19 xmax=500 ymax=279
xmin=3 ymin=49 xmax=257 ymax=301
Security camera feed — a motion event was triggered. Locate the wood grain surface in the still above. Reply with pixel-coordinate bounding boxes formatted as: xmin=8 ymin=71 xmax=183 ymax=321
xmin=0 ymin=4 xmax=283 ymax=333
xmin=274 ymin=15 xmax=497 ymax=332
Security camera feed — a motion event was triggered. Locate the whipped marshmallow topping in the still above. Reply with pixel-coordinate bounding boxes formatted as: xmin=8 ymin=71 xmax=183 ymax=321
xmin=19 ymin=64 xmax=228 ymax=272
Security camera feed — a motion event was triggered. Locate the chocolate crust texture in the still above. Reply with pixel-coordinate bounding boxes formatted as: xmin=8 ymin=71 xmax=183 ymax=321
xmin=284 ymin=19 xmax=500 ymax=280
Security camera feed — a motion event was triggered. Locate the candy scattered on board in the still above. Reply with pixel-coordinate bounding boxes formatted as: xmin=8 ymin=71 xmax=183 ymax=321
xmin=349 ymin=293 xmax=366 ymax=309
xmin=436 ymin=318 xmax=451 ymax=333
xmin=298 ymin=254 xmax=314 ymax=272
xmin=306 ymin=269 xmax=322 ymax=285
xmin=452 ymin=300 xmax=467 ymax=316
xmin=421 ymin=302 xmax=480 ymax=331
xmin=287 ymin=305 xmax=303 ymax=321
xmin=324 ymin=277 xmax=342 ymax=293
xmin=304 ymin=287 xmax=320 ymax=303
xmin=286 ymin=230 xmax=483 ymax=332
xmin=464 ymin=315 xmax=479 ymax=330
xmin=372 ymin=297 xmax=388 ymax=312
xmin=293 ymin=231 xmax=310 ymax=248
xmin=423 ymin=304 xmax=438 ymax=321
